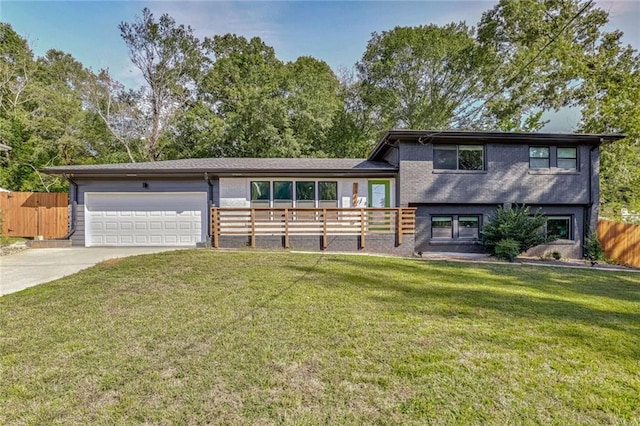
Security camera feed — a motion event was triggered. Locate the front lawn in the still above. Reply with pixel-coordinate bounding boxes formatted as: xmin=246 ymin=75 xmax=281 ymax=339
xmin=1 ymin=251 xmax=639 ymax=424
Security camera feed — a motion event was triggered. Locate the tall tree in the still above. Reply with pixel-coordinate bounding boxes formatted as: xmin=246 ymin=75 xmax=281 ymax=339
xmin=321 ymin=68 xmax=375 ymax=158
xmin=0 ymin=25 xmax=99 ymax=191
xmin=284 ymin=56 xmax=342 ymax=157
xmin=119 ymin=8 xmax=209 ymax=161
xmin=476 ymin=0 xmax=609 ymax=128
xmin=199 ymin=34 xmax=296 ymax=157
xmin=356 ymin=23 xmax=499 ymax=132
xmin=83 ymin=69 xmax=145 ymax=163
xmin=578 ymin=31 xmax=640 ymax=217
xmin=479 ymin=0 xmax=640 ymax=216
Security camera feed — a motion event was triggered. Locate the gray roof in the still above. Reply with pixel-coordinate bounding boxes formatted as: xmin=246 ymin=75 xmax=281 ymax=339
xmin=369 ymin=129 xmax=626 ymax=160
xmin=42 ymin=157 xmax=397 ymax=176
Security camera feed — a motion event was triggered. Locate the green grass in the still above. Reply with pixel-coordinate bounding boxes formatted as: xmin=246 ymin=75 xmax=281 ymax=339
xmin=2 ymin=251 xmax=639 ymax=424
xmin=0 ymin=236 xmax=26 ymax=246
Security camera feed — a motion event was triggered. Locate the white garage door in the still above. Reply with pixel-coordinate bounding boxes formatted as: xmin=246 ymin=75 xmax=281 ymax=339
xmin=85 ymin=192 xmax=207 ymax=247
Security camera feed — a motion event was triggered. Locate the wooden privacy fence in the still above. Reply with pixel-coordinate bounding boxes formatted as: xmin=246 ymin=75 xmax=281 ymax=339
xmin=597 ymin=219 xmax=640 ymax=268
xmin=0 ymin=192 xmax=68 ymax=238
xmin=211 ymin=207 xmax=416 ymax=249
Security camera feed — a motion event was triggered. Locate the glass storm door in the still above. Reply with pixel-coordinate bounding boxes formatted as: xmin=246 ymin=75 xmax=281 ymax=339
xmin=368 ymin=180 xmax=390 ymax=208
xmin=368 ymin=180 xmax=391 ymax=230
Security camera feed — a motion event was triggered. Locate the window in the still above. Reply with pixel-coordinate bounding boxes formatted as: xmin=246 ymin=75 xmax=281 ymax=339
xmin=557 ymin=147 xmax=577 ymax=169
xmin=530 ymin=147 xmax=550 ymax=168
xmin=250 ymin=181 xmax=270 ymax=207
xmin=318 ymin=181 xmax=338 ymax=208
xmin=431 ymin=215 xmax=481 ymax=240
xmin=546 ymin=216 xmax=572 ymax=240
xmin=296 ymin=181 xmax=315 ymax=208
xmin=273 ymin=181 xmax=293 ymax=208
xmin=434 ymin=145 xmax=484 ymax=171
xmin=431 ymin=216 xmax=453 ymax=239
xmin=458 ymin=216 xmax=480 ymax=239
xmin=250 ymin=180 xmax=341 ymax=209
xmin=529 ymin=146 xmax=578 ymax=170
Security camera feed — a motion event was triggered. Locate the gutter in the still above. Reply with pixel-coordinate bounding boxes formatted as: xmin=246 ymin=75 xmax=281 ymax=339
xmin=56 ymin=173 xmax=78 ymax=240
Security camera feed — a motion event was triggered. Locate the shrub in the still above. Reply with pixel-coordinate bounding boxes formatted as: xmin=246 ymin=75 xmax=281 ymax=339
xmin=482 ymin=205 xmax=554 ymax=257
xmin=584 ymin=231 xmax=606 ymax=263
xmin=495 ymin=238 xmax=520 ymax=262
xmin=552 ymin=251 xmax=562 ymax=260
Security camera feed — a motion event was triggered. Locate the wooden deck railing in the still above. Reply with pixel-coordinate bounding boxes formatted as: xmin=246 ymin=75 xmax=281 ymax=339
xmin=211 ymin=207 xmax=416 ymax=249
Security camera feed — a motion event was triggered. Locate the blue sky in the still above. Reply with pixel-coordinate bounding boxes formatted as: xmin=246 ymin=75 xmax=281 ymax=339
xmin=2 ymin=0 xmax=639 ymax=131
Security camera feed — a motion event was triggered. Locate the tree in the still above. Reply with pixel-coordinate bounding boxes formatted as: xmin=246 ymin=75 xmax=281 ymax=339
xmin=200 ymin=34 xmax=295 ymax=157
xmin=119 ymin=8 xmax=209 ymax=161
xmin=284 ymin=56 xmax=342 ymax=157
xmin=577 ymin=31 xmax=640 ymax=217
xmin=0 ymin=25 xmax=99 ymax=191
xmin=357 ymin=23 xmax=498 ymax=132
xmin=321 ymin=68 xmax=376 ymax=158
xmin=83 ymin=69 xmax=145 ymax=163
xmin=476 ymin=0 xmax=611 ymax=123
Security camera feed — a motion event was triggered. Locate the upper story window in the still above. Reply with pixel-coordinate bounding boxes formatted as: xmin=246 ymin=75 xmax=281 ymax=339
xmin=529 ymin=147 xmax=550 ymax=168
xmin=529 ymin=146 xmax=577 ymax=170
xmin=434 ymin=144 xmax=484 ymax=171
xmin=557 ymin=147 xmax=577 ymax=169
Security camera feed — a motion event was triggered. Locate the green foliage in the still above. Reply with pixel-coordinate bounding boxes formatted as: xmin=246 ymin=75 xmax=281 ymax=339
xmin=584 ymin=232 xmax=606 ymax=262
xmin=2 ymin=0 xmax=640 ymax=216
xmin=576 ymin=28 xmax=640 ymax=216
xmin=481 ymin=205 xmax=552 ymax=257
xmin=495 ymin=238 xmax=521 ymax=262
xmin=0 ymin=24 xmax=100 ymax=191
xmin=357 ymin=23 xmax=499 ymax=132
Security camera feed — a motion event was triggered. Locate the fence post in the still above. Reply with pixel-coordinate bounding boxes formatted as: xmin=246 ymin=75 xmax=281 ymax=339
xmin=396 ymin=208 xmax=403 ymax=246
xmin=212 ymin=208 xmax=219 ymax=248
xmin=250 ymin=208 xmax=256 ymax=248
xmin=322 ymin=209 xmax=327 ymax=249
xmin=360 ymin=208 xmax=365 ymax=249
xmin=284 ymin=208 xmax=289 ymax=249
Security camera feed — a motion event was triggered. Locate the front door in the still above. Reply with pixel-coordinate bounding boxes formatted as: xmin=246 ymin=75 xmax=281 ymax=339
xmin=368 ymin=180 xmax=390 ymax=208
xmin=368 ymin=180 xmax=390 ymax=230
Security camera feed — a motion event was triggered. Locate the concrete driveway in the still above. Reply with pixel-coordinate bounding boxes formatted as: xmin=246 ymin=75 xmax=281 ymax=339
xmin=1 ymin=247 xmax=185 ymax=296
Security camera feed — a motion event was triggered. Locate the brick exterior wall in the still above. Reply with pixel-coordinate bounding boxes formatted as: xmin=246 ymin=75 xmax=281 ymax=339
xmin=217 ymin=234 xmax=415 ymax=256
xmin=399 ymin=142 xmax=598 ymax=259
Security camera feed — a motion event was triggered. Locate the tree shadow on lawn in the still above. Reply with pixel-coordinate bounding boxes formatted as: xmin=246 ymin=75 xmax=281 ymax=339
xmin=283 ymin=256 xmax=640 ymax=359
xmin=324 ymin=256 xmax=640 ymax=304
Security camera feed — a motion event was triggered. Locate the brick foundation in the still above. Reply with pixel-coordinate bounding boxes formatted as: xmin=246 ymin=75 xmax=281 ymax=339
xmin=216 ymin=234 xmax=415 ymax=256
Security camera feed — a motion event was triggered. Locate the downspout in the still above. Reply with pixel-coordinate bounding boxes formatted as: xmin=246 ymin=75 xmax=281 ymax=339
xmin=205 ymin=172 xmax=214 ymax=246
xmin=585 ymin=141 xmax=600 ymax=256
xmin=56 ymin=173 xmax=77 ymax=240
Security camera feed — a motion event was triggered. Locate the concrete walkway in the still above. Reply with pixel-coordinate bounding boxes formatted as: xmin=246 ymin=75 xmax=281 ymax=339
xmin=0 ymin=247 xmax=184 ymax=296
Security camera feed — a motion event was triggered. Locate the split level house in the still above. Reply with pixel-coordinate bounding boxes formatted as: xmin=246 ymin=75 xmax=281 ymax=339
xmin=43 ymin=130 xmax=625 ymax=259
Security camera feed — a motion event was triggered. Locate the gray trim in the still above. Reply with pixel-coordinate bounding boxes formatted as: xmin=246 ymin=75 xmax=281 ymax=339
xmin=369 ymin=130 xmax=625 ymax=161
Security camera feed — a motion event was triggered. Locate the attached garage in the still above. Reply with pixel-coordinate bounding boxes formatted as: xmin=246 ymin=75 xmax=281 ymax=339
xmin=84 ymin=192 xmax=208 ymax=247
